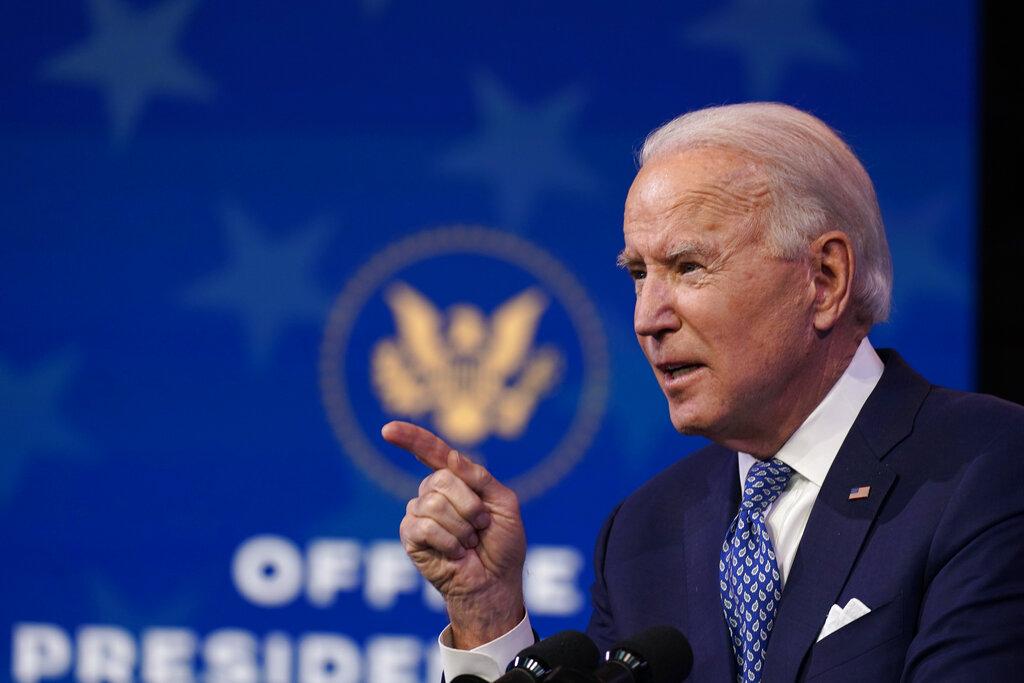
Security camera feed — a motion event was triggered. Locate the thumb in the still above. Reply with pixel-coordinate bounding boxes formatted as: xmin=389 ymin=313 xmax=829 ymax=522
xmin=446 ymin=449 xmax=506 ymax=500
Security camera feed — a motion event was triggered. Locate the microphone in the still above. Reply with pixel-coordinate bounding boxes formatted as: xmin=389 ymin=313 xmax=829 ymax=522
xmin=495 ymin=630 xmax=600 ymax=682
xmin=451 ymin=627 xmax=692 ymax=683
xmin=580 ymin=626 xmax=693 ymax=683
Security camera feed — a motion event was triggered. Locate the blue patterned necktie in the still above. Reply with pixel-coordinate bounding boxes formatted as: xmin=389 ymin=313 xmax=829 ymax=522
xmin=719 ymin=458 xmax=793 ymax=683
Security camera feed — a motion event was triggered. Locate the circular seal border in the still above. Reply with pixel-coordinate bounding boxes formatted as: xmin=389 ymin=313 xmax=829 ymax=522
xmin=319 ymin=225 xmax=610 ymax=502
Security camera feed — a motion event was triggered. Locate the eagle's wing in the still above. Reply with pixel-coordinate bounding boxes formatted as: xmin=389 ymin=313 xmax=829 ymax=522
xmin=484 ymin=288 xmax=548 ymax=378
xmin=384 ymin=282 xmax=448 ymax=373
xmin=371 ymin=339 xmax=430 ymax=415
xmin=494 ymin=347 xmax=562 ymax=438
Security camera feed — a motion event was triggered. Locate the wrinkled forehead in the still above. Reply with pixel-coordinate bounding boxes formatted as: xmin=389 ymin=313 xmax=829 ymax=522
xmin=623 ymin=147 xmax=771 ymax=248
xmin=627 ymin=147 xmax=768 ymax=214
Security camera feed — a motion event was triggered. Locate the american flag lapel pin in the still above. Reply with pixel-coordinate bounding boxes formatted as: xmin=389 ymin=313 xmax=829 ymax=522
xmin=848 ymin=485 xmax=871 ymax=500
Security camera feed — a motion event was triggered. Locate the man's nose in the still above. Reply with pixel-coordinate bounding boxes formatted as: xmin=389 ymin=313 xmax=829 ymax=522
xmin=634 ymin=276 xmax=681 ymax=339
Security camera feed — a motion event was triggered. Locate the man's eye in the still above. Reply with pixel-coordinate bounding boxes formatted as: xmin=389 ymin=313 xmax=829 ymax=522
xmin=681 ymin=262 xmax=702 ymax=274
xmin=630 ymin=269 xmax=646 ymax=281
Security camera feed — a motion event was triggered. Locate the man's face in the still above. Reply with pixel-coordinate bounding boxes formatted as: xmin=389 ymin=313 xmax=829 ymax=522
xmin=620 ymin=147 xmax=818 ymax=447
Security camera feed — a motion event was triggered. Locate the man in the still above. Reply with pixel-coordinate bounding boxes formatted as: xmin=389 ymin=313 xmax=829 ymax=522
xmin=382 ymin=103 xmax=1024 ymax=681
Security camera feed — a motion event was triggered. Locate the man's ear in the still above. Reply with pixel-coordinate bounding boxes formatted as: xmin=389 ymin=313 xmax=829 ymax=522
xmin=810 ymin=230 xmax=855 ymax=332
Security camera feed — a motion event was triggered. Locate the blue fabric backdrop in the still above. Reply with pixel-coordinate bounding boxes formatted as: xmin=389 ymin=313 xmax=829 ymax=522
xmin=1 ymin=1 xmax=974 ymax=681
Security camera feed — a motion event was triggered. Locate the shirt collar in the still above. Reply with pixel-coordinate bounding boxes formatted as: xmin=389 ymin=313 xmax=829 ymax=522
xmin=738 ymin=337 xmax=885 ymax=487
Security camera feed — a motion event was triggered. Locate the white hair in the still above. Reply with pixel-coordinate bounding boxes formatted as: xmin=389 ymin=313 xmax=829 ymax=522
xmin=639 ymin=102 xmax=892 ymax=325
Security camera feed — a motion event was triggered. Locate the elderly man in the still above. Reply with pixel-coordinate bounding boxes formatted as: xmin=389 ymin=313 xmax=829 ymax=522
xmin=383 ymin=103 xmax=1024 ymax=681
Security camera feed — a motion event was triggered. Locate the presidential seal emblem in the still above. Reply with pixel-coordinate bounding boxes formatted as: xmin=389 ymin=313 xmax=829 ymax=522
xmin=371 ymin=282 xmax=561 ymax=446
xmin=319 ymin=226 xmax=609 ymax=502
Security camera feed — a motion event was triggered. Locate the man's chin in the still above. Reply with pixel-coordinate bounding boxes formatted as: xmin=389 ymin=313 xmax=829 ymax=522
xmin=674 ymin=423 xmax=711 ymax=437
xmin=668 ymin=407 xmax=714 ymax=437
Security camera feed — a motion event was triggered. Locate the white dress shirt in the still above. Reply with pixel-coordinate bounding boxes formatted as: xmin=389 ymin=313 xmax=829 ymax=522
xmin=440 ymin=338 xmax=885 ymax=681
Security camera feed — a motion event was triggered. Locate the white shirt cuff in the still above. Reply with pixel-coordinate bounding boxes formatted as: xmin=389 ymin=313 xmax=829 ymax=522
xmin=438 ymin=612 xmax=535 ymax=681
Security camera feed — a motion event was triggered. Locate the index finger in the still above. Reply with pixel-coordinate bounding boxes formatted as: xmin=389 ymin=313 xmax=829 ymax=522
xmin=381 ymin=421 xmax=455 ymax=471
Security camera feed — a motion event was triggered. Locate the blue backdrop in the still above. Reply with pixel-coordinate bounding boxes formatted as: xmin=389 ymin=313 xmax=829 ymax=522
xmin=2 ymin=2 xmax=975 ymax=682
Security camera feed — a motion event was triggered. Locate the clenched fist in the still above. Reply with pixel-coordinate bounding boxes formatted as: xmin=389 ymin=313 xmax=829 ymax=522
xmin=382 ymin=420 xmax=527 ymax=649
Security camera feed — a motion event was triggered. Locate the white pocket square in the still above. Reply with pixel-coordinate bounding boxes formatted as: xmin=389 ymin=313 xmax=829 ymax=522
xmin=816 ymin=598 xmax=871 ymax=642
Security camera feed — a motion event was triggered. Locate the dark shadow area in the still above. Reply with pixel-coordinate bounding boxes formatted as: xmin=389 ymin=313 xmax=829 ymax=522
xmin=979 ymin=0 xmax=1024 ymax=403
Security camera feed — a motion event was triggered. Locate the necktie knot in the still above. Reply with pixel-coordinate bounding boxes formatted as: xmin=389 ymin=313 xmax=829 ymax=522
xmin=741 ymin=459 xmax=793 ymax=514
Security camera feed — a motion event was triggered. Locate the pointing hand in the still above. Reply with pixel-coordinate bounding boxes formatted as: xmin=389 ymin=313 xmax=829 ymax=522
xmin=383 ymin=420 xmax=527 ymax=649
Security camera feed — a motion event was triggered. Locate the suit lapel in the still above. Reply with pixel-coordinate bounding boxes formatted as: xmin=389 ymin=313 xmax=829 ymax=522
xmin=681 ymin=445 xmax=741 ymax=681
xmin=762 ymin=430 xmax=896 ymax=682
xmin=762 ymin=350 xmax=929 ymax=682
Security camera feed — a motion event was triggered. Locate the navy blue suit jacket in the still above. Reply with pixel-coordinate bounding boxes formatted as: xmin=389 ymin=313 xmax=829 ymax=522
xmin=586 ymin=351 xmax=1024 ymax=681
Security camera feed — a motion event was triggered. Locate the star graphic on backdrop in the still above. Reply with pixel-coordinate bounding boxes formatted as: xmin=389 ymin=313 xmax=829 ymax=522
xmin=440 ymin=72 xmax=598 ymax=229
xmin=183 ymin=206 xmax=333 ymax=365
xmin=0 ymin=351 xmax=89 ymax=504
xmin=40 ymin=0 xmax=214 ymax=144
xmin=683 ymin=0 xmax=852 ymax=97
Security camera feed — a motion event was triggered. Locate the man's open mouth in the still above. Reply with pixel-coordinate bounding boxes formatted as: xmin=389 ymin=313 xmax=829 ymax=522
xmin=658 ymin=363 xmax=703 ymax=380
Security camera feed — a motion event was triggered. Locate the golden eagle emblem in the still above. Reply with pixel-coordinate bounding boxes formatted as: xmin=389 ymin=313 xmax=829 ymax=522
xmin=371 ymin=282 xmax=562 ymax=446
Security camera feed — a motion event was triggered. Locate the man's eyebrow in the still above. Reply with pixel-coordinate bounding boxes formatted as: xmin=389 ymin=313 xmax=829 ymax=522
xmin=616 ymin=241 xmax=719 ymax=269
xmin=615 ymin=250 xmax=639 ymax=269
xmin=665 ymin=240 xmax=719 ymax=261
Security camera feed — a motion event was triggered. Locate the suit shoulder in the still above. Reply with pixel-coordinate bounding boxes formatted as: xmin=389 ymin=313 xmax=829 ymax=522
xmin=883 ymin=385 xmax=1024 ymax=492
xmin=918 ymin=386 xmax=1024 ymax=447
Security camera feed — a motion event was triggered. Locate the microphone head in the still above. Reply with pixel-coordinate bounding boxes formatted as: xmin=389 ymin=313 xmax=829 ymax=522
xmin=607 ymin=625 xmax=693 ymax=683
xmin=510 ymin=630 xmax=599 ymax=678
